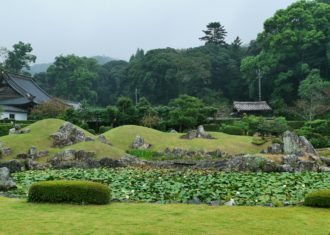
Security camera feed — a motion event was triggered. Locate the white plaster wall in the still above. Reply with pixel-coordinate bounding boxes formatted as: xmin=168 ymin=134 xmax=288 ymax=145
xmin=0 ymin=111 xmax=27 ymax=120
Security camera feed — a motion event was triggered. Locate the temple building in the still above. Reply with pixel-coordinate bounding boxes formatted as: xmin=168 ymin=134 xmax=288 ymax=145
xmin=232 ymin=101 xmax=272 ymax=116
xmin=0 ymin=71 xmax=79 ymax=120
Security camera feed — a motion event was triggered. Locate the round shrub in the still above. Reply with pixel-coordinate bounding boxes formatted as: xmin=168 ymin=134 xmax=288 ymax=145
xmin=304 ymin=189 xmax=330 ymax=208
xmin=252 ymin=137 xmax=267 ymax=145
xmin=222 ymin=125 xmax=244 ymax=135
xmin=28 ymin=180 xmax=111 ymax=205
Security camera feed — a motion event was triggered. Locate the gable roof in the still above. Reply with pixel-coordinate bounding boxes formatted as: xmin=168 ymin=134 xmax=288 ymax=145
xmin=233 ymin=101 xmax=272 ymax=112
xmin=0 ymin=71 xmax=51 ymax=105
xmin=1 ymin=105 xmax=27 ymax=113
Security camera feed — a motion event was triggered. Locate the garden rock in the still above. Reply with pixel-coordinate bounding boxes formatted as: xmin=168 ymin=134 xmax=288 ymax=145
xmin=180 ymin=125 xmax=214 ymax=140
xmin=225 ymin=154 xmax=278 ymax=172
xmin=49 ymin=150 xmax=99 ymax=169
xmin=132 ymin=135 xmax=151 ymax=149
xmin=50 ymin=122 xmax=86 ymax=147
xmin=320 ymin=157 xmax=330 ymax=166
xmin=98 ymin=135 xmax=111 ymax=145
xmin=99 ymin=158 xmax=123 ymax=168
xmin=0 ymin=160 xmax=25 ymax=173
xmin=0 ymin=167 xmax=16 ymax=191
xmin=281 ymin=154 xmax=319 ymax=172
xmin=37 ymin=150 xmax=49 ymax=158
xmin=224 ymin=199 xmax=235 ymax=206
xmin=261 ymin=143 xmax=283 ymax=154
xmin=0 ymin=147 xmax=11 ymax=157
xmin=118 ymin=154 xmax=145 ymax=166
xmin=85 ymin=137 xmax=95 ymax=142
xmin=26 ymin=159 xmax=48 ymax=170
xmin=282 ymin=131 xmax=317 ymax=156
xmin=28 ymin=146 xmax=38 ymax=159
xmin=319 ymin=166 xmax=330 ymax=172
xmin=16 ymin=153 xmax=29 ymax=159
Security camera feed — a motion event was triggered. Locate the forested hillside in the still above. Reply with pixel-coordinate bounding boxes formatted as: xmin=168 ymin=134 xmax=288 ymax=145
xmin=1 ymin=0 xmax=329 ymax=115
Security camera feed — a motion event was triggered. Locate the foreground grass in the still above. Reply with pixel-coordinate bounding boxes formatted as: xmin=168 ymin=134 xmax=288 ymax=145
xmin=105 ymin=125 xmax=270 ymax=155
xmin=0 ymin=197 xmax=329 ymax=235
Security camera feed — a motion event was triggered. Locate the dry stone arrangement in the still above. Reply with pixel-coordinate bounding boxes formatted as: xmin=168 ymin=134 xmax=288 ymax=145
xmin=180 ymin=125 xmax=215 ymax=140
xmin=50 ymin=122 xmax=86 ymax=147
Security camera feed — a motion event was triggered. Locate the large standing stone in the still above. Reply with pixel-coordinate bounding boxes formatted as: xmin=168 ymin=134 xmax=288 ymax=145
xmin=0 ymin=167 xmax=16 ymax=191
xmin=282 ymin=131 xmax=318 ymax=156
xmin=283 ymin=131 xmax=301 ymax=155
xmin=298 ymin=136 xmax=318 ymax=156
xmin=28 ymin=146 xmax=38 ymax=159
xmin=50 ymin=122 xmax=86 ymax=147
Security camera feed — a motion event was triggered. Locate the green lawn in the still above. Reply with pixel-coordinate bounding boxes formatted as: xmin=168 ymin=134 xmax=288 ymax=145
xmin=104 ymin=125 xmax=270 ymax=155
xmin=0 ymin=197 xmax=329 ymax=235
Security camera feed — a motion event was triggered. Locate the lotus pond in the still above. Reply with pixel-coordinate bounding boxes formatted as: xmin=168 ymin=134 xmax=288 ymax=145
xmin=10 ymin=168 xmax=330 ymax=206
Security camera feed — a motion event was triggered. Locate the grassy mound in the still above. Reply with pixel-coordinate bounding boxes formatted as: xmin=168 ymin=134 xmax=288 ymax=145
xmin=104 ymin=125 xmax=270 ymax=155
xmin=28 ymin=180 xmax=110 ymax=204
xmin=0 ymin=119 xmax=124 ymax=161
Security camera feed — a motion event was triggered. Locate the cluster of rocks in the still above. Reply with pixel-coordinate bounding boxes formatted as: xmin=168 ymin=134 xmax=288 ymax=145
xmin=132 ymin=135 xmax=151 ymax=149
xmin=50 ymin=122 xmax=112 ymax=148
xmin=163 ymin=147 xmax=223 ymax=159
xmin=0 ymin=142 xmax=11 ymax=157
xmin=50 ymin=122 xmax=87 ymax=147
xmin=8 ymin=124 xmax=30 ymax=135
xmin=48 ymin=150 xmax=143 ymax=169
xmin=180 ymin=125 xmax=215 ymax=140
xmin=261 ymin=131 xmax=318 ymax=156
xmin=16 ymin=147 xmax=49 ymax=160
xmin=0 ymin=167 xmax=16 ymax=191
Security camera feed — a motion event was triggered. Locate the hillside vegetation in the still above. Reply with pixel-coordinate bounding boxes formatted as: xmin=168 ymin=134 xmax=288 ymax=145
xmin=0 ymin=119 xmax=125 ymax=161
xmin=104 ymin=125 xmax=269 ymax=155
xmin=0 ymin=119 xmax=270 ymax=162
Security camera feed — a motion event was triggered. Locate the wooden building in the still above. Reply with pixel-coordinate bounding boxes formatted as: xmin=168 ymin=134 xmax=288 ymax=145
xmin=232 ymin=101 xmax=272 ymax=116
xmin=0 ymin=71 xmax=80 ymax=120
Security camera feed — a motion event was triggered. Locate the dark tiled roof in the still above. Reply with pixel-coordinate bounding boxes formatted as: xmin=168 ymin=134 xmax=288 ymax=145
xmin=0 ymin=97 xmax=31 ymax=105
xmin=2 ymin=71 xmax=51 ymax=104
xmin=233 ymin=101 xmax=272 ymax=112
xmin=1 ymin=105 xmax=27 ymax=113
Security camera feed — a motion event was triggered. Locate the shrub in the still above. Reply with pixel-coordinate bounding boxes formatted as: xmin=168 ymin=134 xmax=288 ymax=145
xmin=272 ymin=137 xmax=283 ymax=145
xmin=222 ymin=125 xmax=244 ymax=135
xmin=87 ymin=128 xmax=96 ymax=135
xmin=252 ymin=137 xmax=267 ymax=145
xmin=203 ymin=124 xmax=220 ymax=132
xmin=304 ymin=189 xmax=330 ymax=208
xmin=28 ymin=180 xmax=111 ymax=205
xmin=99 ymin=126 xmax=112 ymax=133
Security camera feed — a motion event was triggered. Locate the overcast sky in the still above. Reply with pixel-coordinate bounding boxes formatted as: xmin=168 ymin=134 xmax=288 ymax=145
xmin=1 ymin=0 xmax=296 ymax=63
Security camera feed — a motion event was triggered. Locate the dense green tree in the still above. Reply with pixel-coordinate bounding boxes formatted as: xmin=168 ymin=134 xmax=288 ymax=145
xmin=168 ymin=95 xmax=206 ymax=131
xmin=199 ymin=22 xmax=227 ymax=45
xmin=2 ymin=41 xmax=36 ymax=73
xmin=241 ymin=0 xmax=330 ymax=111
xmin=292 ymin=69 xmax=330 ymax=121
xmin=116 ymin=96 xmax=137 ymax=125
xmin=36 ymin=55 xmax=100 ymax=104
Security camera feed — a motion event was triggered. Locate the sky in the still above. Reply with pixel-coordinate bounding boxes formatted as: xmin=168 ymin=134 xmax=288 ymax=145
xmin=1 ymin=0 xmax=296 ymax=63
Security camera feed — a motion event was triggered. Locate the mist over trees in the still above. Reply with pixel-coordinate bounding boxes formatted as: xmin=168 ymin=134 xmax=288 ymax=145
xmin=1 ymin=0 xmax=329 ymax=119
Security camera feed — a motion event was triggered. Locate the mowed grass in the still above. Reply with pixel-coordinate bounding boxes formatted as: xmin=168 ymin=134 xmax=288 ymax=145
xmin=0 ymin=119 xmax=125 ymax=161
xmin=104 ymin=125 xmax=270 ymax=155
xmin=0 ymin=197 xmax=329 ymax=235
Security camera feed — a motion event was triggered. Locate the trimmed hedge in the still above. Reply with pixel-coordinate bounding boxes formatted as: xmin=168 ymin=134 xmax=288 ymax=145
xmin=222 ymin=125 xmax=244 ymax=135
xmin=203 ymin=124 xmax=220 ymax=132
xmin=28 ymin=180 xmax=111 ymax=205
xmin=304 ymin=189 xmax=330 ymax=208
